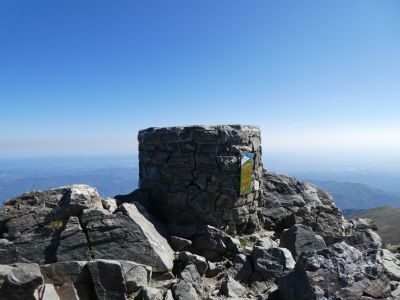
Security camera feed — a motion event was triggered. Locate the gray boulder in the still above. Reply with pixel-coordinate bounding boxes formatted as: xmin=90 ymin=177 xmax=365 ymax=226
xmin=81 ymin=203 xmax=174 ymax=273
xmin=0 ymin=185 xmax=98 ymax=239
xmin=172 ymin=264 xmax=202 ymax=300
xmin=0 ymin=185 xmax=174 ymax=271
xmin=0 ymin=263 xmax=43 ymax=300
xmin=40 ymin=260 xmax=94 ymax=299
xmin=170 ymin=236 xmax=192 ymax=251
xmin=40 ymin=261 xmax=87 ymax=285
xmin=60 ymin=184 xmax=103 ymax=216
xmin=140 ymin=286 xmax=164 ymax=300
xmin=345 ymin=228 xmax=382 ymax=251
xmin=172 ymin=280 xmax=199 ymax=300
xmin=191 ymin=225 xmax=242 ymax=261
xmin=382 ymin=249 xmax=400 ymax=281
xmin=119 ymin=260 xmax=151 ymax=293
xmin=205 ymin=261 xmax=225 ymax=278
xmin=255 ymin=236 xmax=278 ymax=249
xmin=178 ymin=251 xmax=208 ymax=276
xmin=279 ymin=224 xmax=326 ymax=259
xmin=0 ymin=239 xmax=18 ymax=264
xmin=0 ymin=185 xmax=102 ymax=265
xmin=226 ymin=254 xmax=253 ymax=283
xmin=41 ymin=260 xmax=152 ymax=299
xmin=253 ymin=282 xmax=279 ymax=300
xmin=347 ymin=217 xmax=377 ymax=231
xmin=260 ymin=172 xmax=345 ymax=242
xmin=251 ymin=246 xmax=295 ymax=282
xmin=279 ymin=241 xmax=391 ymax=300
xmin=179 ymin=264 xmax=203 ymax=295
xmin=87 ymin=260 xmax=127 ymax=300
xmin=219 ymin=274 xmax=247 ymax=298
xmin=57 ymin=216 xmax=90 ymax=261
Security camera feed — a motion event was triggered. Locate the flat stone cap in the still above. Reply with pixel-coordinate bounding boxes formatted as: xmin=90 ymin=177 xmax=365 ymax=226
xmin=138 ymin=125 xmax=260 ymax=144
xmin=139 ymin=124 xmax=259 ymax=134
xmin=138 ymin=125 xmax=261 ymax=144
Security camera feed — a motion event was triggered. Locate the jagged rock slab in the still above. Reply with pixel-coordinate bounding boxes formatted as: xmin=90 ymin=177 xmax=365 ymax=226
xmin=57 ymin=216 xmax=91 ymax=261
xmin=170 ymin=235 xmax=192 ymax=251
xmin=251 ymin=246 xmax=295 ymax=282
xmin=260 ymin=172 xmax=345 ymax=242
xmin=41 ymin=260 xmax=152 ymax=299
xmin=179 ymin=264 xmax=203 ymax=296
xmin=279 ymin=224 xmax=326 ymax=259
xmin=140 ymin=286 xmax=165 ymax=300
xmin=87 ymin=260 xmax=127 ymax=300
xmin=172 ymin=264 xmax=202 ymax=300
xmin=0 ymin=259 xmax=153 ymax=300
xmin=172 ymin=281 xmax=198 ymax=300
xmin=40 ymin=261 xmax=88 ymax=285
xmin=347 ymin=217 xmax=378 ymax=231
xmin=226 ymin=254 xmax=253 ymax=283
xmin=345 ymin=228 xmax=382 ymax=251
xmin=178 ymin=251 xmax=208 ymax=276
xmin=41 ymin=260 xmax=95 ymax=299
xmin=191 ymin=225 xmax=242 ymax=261
xmin=119 ymin=260 xmax=151 ymax=293
xmin=0 ymin=263 xmax=43 ymax=300
xmin=382 ymin=249 xmax=400 ymax=281
xmin=0 ymin=185 xmax=102 ymax=238
xmin=0 ymin=185 xmax=174 ymax=273
xmin=219 ymin=274 xmax=247 ymax=298
xmin=0 ymin=185 xmax=102 ymax=264
xmin=279 ymin=241 xmax=392 ymax=300
xmin=81 ymin=203 xmax=174 ymax=273
xmin=206 ymin=261 xmax=225 ymax=278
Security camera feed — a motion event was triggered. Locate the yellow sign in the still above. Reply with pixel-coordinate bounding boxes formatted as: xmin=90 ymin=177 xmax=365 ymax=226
xmin=240 ymin=153 xmax=254 ymax=196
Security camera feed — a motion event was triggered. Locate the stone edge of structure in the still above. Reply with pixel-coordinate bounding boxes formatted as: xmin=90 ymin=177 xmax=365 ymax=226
xmin=138 ymin=124 xmax=260 ymax=134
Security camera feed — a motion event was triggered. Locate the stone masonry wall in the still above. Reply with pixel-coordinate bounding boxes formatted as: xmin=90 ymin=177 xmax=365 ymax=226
xmin=138 ymin=125 xmax=263 ymax=234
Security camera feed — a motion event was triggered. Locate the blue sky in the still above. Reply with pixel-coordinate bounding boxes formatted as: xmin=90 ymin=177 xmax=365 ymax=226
xmin=0 ymin=1 xmax=399 ymax=171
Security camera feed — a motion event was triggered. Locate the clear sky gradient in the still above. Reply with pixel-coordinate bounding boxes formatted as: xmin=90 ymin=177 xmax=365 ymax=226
xmin=0 ymin=1 xmax=399 ymax=171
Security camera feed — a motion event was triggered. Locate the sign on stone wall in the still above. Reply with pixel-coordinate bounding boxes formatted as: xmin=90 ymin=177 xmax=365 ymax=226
xmin=240 ymin=153 xmax=254 ymax=196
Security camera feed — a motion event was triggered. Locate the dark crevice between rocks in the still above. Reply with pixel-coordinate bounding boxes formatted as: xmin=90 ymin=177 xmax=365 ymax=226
xmin=191 ymin=152 xmax=200 ymax=191
xmin=313 ymin=207 xmax=322 ymax=231
xmin=44 ymin=219 xmax=68 ymax=264
xmin=76 ymin=263 xmax=97 ymax=299
xmin=0 ymin=219 xmax=6 ymax=239
xmin=77 ymin=215 xmax=95 ymax=260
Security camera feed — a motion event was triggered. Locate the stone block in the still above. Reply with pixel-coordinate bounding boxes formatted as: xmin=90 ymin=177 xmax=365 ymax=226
xmin=169 ymin=153 xmax=195 ymax=168
xmin=216 ymin=156 xmax=239 ymax=172
xmin=192 ymin=129 xmax=220 ymax=143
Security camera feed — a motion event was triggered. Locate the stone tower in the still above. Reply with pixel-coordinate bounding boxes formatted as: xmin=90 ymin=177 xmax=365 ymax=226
xmin=138 ymin=125 xmax=263 ymax=233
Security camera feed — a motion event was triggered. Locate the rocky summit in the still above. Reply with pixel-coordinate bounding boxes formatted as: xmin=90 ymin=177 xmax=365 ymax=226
xmin=0 ymin=125 xmax=399 ymax=300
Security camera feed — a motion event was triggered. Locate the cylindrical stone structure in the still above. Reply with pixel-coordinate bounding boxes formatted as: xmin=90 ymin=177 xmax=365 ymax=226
xmin=138 ymin=125 xmax=263 ymax=233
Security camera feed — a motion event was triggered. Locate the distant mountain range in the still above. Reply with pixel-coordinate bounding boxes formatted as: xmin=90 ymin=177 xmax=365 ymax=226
xmin=291 ymin=170 xmax=400 ymax=194
xmin=306 ymin=179 xmax=400 ymax=210
xmin=1 ymin=162 xmax=399 ymax=214
xmin=0 ymin=167 xmax=139 ymax=203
